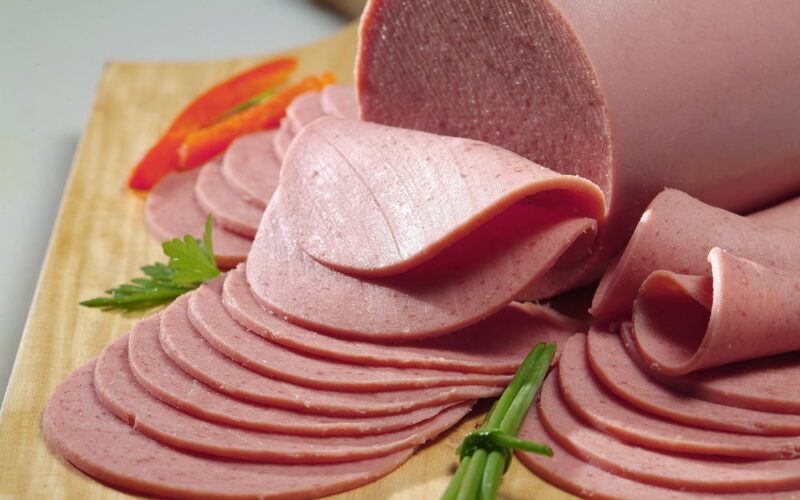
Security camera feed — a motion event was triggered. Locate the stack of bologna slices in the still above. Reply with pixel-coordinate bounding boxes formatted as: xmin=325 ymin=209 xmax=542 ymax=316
xmin=43 ymin=86 xmax=590 ymax=499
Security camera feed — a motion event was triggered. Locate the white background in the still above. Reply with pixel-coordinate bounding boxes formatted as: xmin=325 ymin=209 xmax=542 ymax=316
xmin=0 ymin=0 xmax=349 ymax=402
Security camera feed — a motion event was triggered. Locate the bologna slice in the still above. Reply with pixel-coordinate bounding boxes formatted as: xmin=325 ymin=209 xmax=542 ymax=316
xmin=223 ymin=265 xmax=578 ymax=373
xmin=194 ymin=160 xmax=262 ymax=238
xmin=249 ymin=119 xmax=603 ymax=339
xmin=559 ymin=334 xmax=800 ymax=459
xmin=187 ymin=282 xmax=510 ymax=390
xmin=358 ymin=0 xmax=800 ymax=271
xmin=95 ymin=336 xmax=471 ymax=463
xmin=633 ymin=248 xmax=800 ymax=375
xmin=515 ymin=409 xmax=770 ymax=500
xmin=539 ymin=374 xmax=800 ymax=494
xmin=159 ymin=295 xmax=502 ymax=416
xmin=286 ymin=91 xmax=325 ymax=134
xmin=586 ymin=326 xmax=800 ymax=436
xmin=620 ymin=325 xmax=800 ymax=415
xmin=144 ymin=168 xmax=250 ymax=269
xmin=321 ymin=84 xmax=358 ymax=120
xmin=273 ymin=119 xmax=294 ymax=161
xmin=220 ymin=130 xmax=281 ymax=208
xmin=43 ymin=362 xmax=413 ymax=499
xmin=279 ymin=117 xmax=603 ymax=278
xmin=129 ymin=316 xmax=458 ymax=436
xmin=592 ymin=190 xmax=800 ymax=318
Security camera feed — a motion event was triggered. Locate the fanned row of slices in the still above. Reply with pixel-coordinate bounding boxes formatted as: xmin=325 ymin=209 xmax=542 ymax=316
xmin=517 ymin=190 xmax=800 ymax=498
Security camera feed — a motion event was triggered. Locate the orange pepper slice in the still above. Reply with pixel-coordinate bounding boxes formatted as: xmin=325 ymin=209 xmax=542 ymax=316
xmin=128 ymin=57 xmax=297 ymax=191
xmin=178 ymin=73 xmax=336 ymax=170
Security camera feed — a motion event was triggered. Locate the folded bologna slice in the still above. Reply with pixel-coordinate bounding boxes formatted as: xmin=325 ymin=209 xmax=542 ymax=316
xmin=194 ymin=160 xmax=262 ymax=238
xmin=220 ymin=130 xmax=281 ymax=208
xmin=620 ymin=325 xmax=800 ymax=415
xmin=321 ymin=84 xmax=358 ymax=119
xmin=592 ymin=190 xmax=800 ymax=318
xmin=249 ymin=118 xmax=603 ymax=339
xmin=187 ymin=282 xmax=510 ymax=390
xmin=159 ymin=295 xmax=502 ymax=416
xmin=586 ymin=326 xmax=800 ymax=436
xmin=516 ymin=408 xmax=773 ymax=500
xmin=539 ymin=374 xmax=800 ymax=494
xmin=43 ymin=362 xmax=413 ymax=499
xmin=358 ymin=0 xmax=800 ymax=273
xmin=633 ymin=248 xmax=800 ymax=375
xmin=95 ymin=336 xmax=471 ymax=463
xmin=559 ymin=334 xmax=800 ymax=459
xmin=129 ymin=316 xmax=456 ymax=436
xmin=144 ymin=168 xmax=250 ymax=268
xmin=224 ymin=265 xmax=579 ymax=373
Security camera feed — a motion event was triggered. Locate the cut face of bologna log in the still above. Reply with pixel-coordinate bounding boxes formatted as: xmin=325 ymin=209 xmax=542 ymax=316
xmin=358 ymin=0 xmax=800 ymax=294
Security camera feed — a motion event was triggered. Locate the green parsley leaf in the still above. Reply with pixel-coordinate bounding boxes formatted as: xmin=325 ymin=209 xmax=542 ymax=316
xmin=80 ymin=215 xmax=220 ymax=312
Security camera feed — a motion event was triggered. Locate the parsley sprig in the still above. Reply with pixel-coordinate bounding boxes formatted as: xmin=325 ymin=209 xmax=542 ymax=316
xmin=80 ymin=216 xmax=220 ymax=311
xmin=443 ymin=342 xmax=556 ymax=500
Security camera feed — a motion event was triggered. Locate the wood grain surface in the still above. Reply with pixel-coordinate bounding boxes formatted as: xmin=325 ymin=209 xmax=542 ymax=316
xmin=0 ymin=22 xmax=572 ymax=500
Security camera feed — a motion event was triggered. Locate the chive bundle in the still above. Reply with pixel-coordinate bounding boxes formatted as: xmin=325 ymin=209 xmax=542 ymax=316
xmin=443 ymin=342 xmax=557 ymax=500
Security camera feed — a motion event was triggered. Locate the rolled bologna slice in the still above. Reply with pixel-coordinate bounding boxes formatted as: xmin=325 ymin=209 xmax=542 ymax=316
xmin=220 ymin=130 xmax=281 ymax=208
xmin=43 ymin=362 xmax=413 ymax=499
xmin=559 ymin=334 xmax=800 ymax=459
xmin=159 ymin=295 xmax=503 ymax=416
xmin=286 ymin=91 xmax=324 ymax=134
xmin=194 ymin=160 xmax=262 ymax=238
xmin=95 ymin=335 xmax=472 ymax=463
xmin=539 ymin=374 xmax=800 ymax=494
xmin=249 ymin=118 xmax=603 ymax=339
xmin=586 ymin=325 xmax=800 ymax=436
xmin=128 ymin=316 xmax=457 ymax=436
xmin=144 ymin=168 xmax=250 ymax=268
xmin=620 ymin=325 xmax=800 ymax=415
xmin=358 ymin=0 xmax=800 ymax=278
xmin=223 ymin=265 xmax=578 ymax=373
xmin=321 ymin=84 xmax=358 ymax=120
xmin=592 ymin=190 xmax=800 ymax=318
xmin=633 ymin=248 xmax=800 ymax=375
xmin=187 ymin=282 xmax=510 ymax=390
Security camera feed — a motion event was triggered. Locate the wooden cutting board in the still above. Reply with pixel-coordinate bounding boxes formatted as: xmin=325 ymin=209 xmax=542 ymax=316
xmin=0 ymin=22 xmax=572 ymax=500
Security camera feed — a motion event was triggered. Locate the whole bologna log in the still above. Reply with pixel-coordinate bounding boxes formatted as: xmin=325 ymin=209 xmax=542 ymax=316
xmin=357 ymin=0 xmax=800 ymax=292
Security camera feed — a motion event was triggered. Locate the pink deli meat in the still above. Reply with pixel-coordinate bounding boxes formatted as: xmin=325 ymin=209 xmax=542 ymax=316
xmin=273 ymin=119 xmax=294 ymax=161
xmin=321 ymin=84 xmax=359 ymax=120
xmin=248 ymin=118 xmax=603 ymax=339
xmin=187 ymin=281 xmax=511 ymax=390
xmin=592 ymin=189 xmax=800 ymax=318
xmin=586 ymin=325 xmax=800 ymax=436
xmin=223 ymin=264 xmax=579 ymax=374
xmin=128 ymin=316 xmax=458 ymax=436
xmin=95 ymin=335 xmax=472 ymax=463
xmin=515 ymin=409 xmax=775 ymax=500
xmin=559 ymin=334 xmax=800 ymax=459
xmin=633 ymin=248 xmax=800 ymax=375
xmin=538 ymin=373 xmax=800 ymax=494
xmin=43 ymin=362 xmax=413 ymax=499
xmin=286 ymin=91 xmax=325 ymax=134
xmin=144 ymin=168 xmax=250 ymax=268
xmin=619 ymin=325 xmax=800 ymax=415
xmin=194 ymin=160 xmax=262 ymax=238
xmin=159 ymin=294 xmax=503 ymax=416
xmin=358 ymin=0 xmax=800 ymax=288
xmin=220 ymin=130 xmax=281 ymax=208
